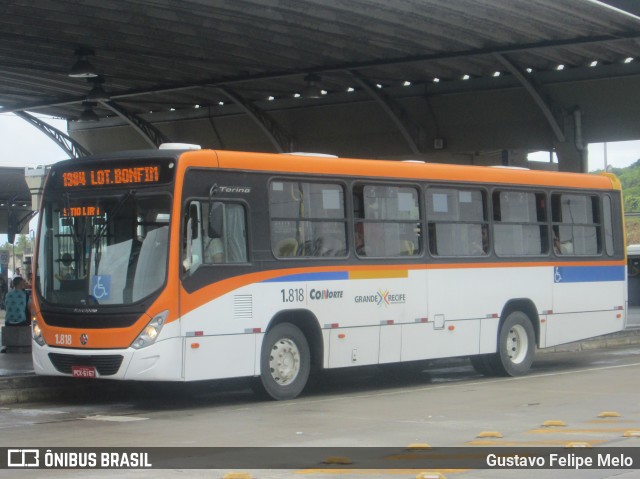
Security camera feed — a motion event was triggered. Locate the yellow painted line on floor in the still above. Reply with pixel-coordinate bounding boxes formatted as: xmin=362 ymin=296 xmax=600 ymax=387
xmin=295 ymin=469 xmax=468 ymax=475
xmin=542 ymin=420 xmax=567 ymax=427
xmin=598 ymin=411 xmax=621 ymax=418
xmin=465 ymin=439 xmax=607 ymax=446
xmin=528 ymin=428 xmax=631 ymax=434
xmin=585 ymin=419 xmax=636 ymax=424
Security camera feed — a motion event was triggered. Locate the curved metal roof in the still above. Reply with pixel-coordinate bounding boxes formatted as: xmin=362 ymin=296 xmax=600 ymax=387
xmin=1 ymin=0 xmax=639 ymax=122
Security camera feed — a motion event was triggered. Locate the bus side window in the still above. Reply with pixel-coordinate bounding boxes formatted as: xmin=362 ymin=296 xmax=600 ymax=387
xmin=426 ymin=188 xmax=488 ymax=257
xmin=269 ymin=180 xmax=347 ymax=259
xmin=551 ymin=193 xmax=601 ymax=256
xmin=353 ymin=184 xmax=420 ymax=257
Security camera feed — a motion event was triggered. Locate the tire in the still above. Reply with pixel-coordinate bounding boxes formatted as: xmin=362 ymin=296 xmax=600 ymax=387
xmin=257 ymin=323 xmax=310 ymax=400
xmin=470 ymin=354 xmax=495 ymax=376
xmin=488 ymin=311 xmax=536 ymax=377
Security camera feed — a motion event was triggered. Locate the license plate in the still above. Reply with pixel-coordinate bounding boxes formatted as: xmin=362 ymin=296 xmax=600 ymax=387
xmin=71 ymin=366 xmax=97 ymax=378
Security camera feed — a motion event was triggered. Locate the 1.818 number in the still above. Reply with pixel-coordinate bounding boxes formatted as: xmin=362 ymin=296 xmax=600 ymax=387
xmin=281 ymin=288 xmax=304 ymax=303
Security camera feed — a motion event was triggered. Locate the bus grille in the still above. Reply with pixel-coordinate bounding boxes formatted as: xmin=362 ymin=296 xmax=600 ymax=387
xmin=48 ymin=353 xmax=124 ymax=376
xmin=42 ymin=311 xmax=141 ymax=329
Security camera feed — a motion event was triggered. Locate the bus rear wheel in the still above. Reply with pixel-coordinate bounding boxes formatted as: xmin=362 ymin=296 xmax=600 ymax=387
xmin=489 ymin=311 xmax=536 ymax=377
xmin=258 ymin=323 xmax=310 ymax=400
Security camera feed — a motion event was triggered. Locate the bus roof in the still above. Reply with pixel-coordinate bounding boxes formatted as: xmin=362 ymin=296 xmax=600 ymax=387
xmin=181 ymin=150 xmax=618 ymax=191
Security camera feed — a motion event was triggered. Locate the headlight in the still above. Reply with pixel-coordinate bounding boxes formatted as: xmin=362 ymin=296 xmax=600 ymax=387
xmin=32 ymin=318 xmax=45 ymax=346
xmin=131 ymin=311 xmax=168 ymax=349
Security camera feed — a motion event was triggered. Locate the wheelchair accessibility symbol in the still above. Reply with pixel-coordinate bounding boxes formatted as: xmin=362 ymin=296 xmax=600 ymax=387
xmin=554 ymin=267 xmax=563 ymax=283
xmin=90 ymin=275 xmax=111 ymax=300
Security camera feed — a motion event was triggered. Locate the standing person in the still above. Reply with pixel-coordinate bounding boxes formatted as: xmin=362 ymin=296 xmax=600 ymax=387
xmin=4 ymin=277 xmax=30 ymax=326
xmin=10 ymin=267 xmax=22 ymax=290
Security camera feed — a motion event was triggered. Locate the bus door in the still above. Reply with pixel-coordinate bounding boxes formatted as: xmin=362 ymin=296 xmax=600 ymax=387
xmin=549 ymin=193 xmax=625 ymax=345
xmin=180 ymin=198 xmax=254 ymax=381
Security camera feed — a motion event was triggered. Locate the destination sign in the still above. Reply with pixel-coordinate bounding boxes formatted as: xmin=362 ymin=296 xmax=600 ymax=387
xmin=62 ymin=166 xmax=160 ymax=188
xmin=61 ymin=206 xmax=103 ymax=217
xmin=52 ymin=160 xmax=175 ymax=190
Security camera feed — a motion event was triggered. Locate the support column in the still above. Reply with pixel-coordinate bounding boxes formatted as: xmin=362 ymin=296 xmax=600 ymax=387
xmin=555 ymin=143 xmax=587 ymax=172
xmin=556 ymin=109 xmax=587 ymax=173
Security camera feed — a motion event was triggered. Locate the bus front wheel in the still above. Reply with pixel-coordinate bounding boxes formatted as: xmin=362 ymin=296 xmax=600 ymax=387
xmin=491 ymin=311 xmax=536 ymax=376
xmin=258 ymin=323 xmax=310 ymax=400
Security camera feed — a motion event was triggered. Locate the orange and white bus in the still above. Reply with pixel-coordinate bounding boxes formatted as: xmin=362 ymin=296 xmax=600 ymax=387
xmin=32 ymin=147 xmax=627 ymax=399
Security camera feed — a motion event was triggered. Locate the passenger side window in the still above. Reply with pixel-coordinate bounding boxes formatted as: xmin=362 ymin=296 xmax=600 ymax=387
xmin=493 ymin=191 xmax=548 ymax=256
xmin=427 ymin=188 xmax=488 ymax=257
xmin=269 ymin=181 xmax=347 ymax=258
xmin=353 ymin=184 xmax=420 ymax=257
xmin=551 ymin=193 xmax=601 ymax=256
xmin=182 ymin=200 xmax=248 ymax=274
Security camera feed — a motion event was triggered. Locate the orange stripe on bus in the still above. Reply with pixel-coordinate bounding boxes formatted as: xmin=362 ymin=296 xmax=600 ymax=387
xmin=180 ymin=150 xmax=618 ymax=191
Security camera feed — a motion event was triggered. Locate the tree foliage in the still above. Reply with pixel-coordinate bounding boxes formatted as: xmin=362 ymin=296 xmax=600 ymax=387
xmin=602 ymin=159 xmax=640 ymax=213
xmin=595 ymin=159 xmax=640 ymax=244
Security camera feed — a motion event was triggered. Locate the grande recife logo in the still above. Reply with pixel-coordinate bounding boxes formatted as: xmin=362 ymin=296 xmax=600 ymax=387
xmin=354 ymin=289 xmax=406 ymax=306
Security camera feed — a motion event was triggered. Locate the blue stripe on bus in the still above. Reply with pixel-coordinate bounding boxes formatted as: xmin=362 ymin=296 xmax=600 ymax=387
xmin=262 ymin=271 xmax=349 ymax=283
xmin=554 ymin=265 xmax=625 ymax=283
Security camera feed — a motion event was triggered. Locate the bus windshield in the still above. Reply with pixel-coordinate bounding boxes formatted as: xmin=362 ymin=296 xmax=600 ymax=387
xmin=36 ymin=192 xmax=171 ymax=307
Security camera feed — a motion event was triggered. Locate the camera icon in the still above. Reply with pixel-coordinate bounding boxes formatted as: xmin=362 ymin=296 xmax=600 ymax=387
xmin=7 ymin=449 xmax=39 ymax=468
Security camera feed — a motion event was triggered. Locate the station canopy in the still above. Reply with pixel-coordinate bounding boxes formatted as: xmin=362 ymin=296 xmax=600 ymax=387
xmin=0 ymin=0 xmax=639 ymax=163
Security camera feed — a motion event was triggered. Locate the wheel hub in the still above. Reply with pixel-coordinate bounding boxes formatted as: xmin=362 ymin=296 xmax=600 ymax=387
xmin=269 ymin=338 xmax=300 ymax=386
xmin=506 ymin=324 xmax=529 ymax=364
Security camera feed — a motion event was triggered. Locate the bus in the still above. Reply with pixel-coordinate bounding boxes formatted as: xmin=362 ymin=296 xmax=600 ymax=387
xmin=31 ymin=147 xmax=627 ymax=400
